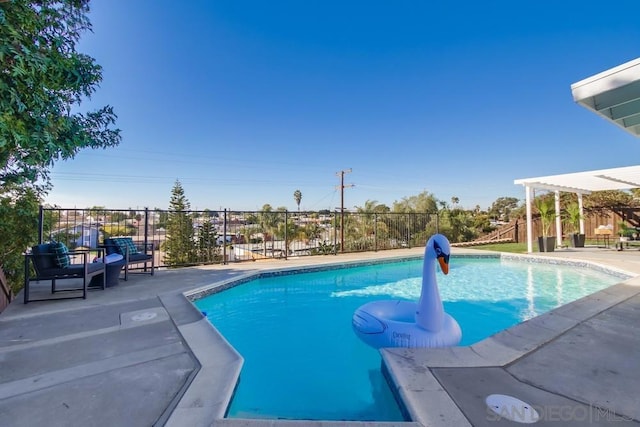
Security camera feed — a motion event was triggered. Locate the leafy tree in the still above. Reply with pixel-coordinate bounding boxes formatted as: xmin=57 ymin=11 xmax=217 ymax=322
xmin=488 ymin=197 xmax=520 ymax=222
xmin=50 ymin=229 xmax=81 ymax=248
xmin=276 ymin=218 xmax=303 ymax=255
xmin=0 ymin=0 xmax=120 ymax=293
xmin=443 ymin=208 xmax=477 ymax=243
xmin=473 ymin=212 xmax=494 ymax=233
xmin=393 ymin=191 xmax=439 ymax=213
xmin=0 ymin=188 xmax=40 ymax=293
xmin=0 ymin=0 xmax=121 ymax=191
xmin=240 ymin=225 xmax=257 ymax=244
xmin=584 ymin=190 xmax=636 ymax=213
xmin=245 ymin=212 xmax=258 ymax=224
xmin=87 ymin=206 xmax=105 ymax=218
xmin=303 ymin=223 xmax=324 ymax=242
xmin=41 ymin=205 xmax=61 ymax=238
xmin=101 ymin=223 xmax=135 ymax=238
xmin=357 ymin=199 xmax=390 ymax=213
xmin=353 ymin=200 xmax=390 ymax=247
xmin=293 ymin=189 xmax=302 ymax=212
xmin=391 ymin=192 xmax=439 ymax=246
xmin=163 ymin=180 xmax=195 ymax=266
xmin=109 ymin=211 xmax=129 ymax=222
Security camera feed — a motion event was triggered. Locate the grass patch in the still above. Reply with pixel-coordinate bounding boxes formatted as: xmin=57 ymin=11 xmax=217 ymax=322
xmin=464 ymin=242 xmax=529 ymax=253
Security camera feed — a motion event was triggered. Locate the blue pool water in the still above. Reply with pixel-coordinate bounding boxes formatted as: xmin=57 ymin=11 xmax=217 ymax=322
xmin=194 ymin=257 xmax=623 ymax=421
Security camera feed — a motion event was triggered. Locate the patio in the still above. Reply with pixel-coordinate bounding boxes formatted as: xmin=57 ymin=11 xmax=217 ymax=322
xmin=0 ymin=246 xmax=639 ymax=426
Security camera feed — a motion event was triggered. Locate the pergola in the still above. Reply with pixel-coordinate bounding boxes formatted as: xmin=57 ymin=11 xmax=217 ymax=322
xmin=515 ymin=57 xmax=640 ymax=253
xmin=514 ymin=165 xmax=640 ymax=253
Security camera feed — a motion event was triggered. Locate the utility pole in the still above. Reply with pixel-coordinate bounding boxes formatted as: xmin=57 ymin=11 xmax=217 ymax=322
xmin=335 ymin=168 xmax=354 ymax=252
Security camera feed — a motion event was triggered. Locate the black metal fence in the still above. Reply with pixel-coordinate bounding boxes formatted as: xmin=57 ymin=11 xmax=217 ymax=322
xmin=38 ymin=207 xmax=439 ymax=268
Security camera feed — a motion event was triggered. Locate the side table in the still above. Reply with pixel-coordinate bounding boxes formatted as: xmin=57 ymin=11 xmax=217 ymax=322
xmin=90 ymin=258 xmax=126 ymax=288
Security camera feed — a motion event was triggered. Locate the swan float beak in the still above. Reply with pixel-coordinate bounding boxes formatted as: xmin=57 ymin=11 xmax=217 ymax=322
xmin=434 ymin=239 xmax=450 ymax=275
xmin=438 ymin=256 xmax=449 ymax=275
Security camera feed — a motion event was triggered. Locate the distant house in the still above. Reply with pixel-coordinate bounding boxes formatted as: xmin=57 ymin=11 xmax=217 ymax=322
xmin=52 ymin=223 xmax=102 ymax=249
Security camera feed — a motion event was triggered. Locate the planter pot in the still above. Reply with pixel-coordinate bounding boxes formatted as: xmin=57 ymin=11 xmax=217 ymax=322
xmin=538 ymin=236 xmax=555 ymax=252
xmin=570 ymin=233 xmax=585 ymax=248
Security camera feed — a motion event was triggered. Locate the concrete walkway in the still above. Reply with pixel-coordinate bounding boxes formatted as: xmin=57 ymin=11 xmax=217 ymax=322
xmin=0 ymin=246 xmax=638 ymax=426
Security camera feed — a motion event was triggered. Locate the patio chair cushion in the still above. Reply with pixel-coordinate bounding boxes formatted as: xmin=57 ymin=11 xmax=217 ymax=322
xmin=51 ymin=241 xmax=71 ymax=268
xmin=39 ymin=262 xmax=105 ymax=278
xmin=111 ymin=237 xmax=139 ymax=256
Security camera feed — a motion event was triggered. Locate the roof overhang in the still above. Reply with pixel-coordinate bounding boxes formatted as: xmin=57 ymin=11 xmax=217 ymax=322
xmin=514 ymin=165 xmax=640 ymax=194
xmin=571 ymin=57 xmax=640 ymax=137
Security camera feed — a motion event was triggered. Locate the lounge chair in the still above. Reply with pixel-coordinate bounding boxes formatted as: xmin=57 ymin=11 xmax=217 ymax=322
xmin=102 ymin=237 xmax=155 ymax=280
xmin=23 ymin=242 xmax=106 ymax=303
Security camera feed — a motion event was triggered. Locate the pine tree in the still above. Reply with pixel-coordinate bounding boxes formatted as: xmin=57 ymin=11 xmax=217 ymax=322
xmin=196 ymin=217 xmax=218 ymax=263
xmin=164 ymin=180 xmax=195 ymax=266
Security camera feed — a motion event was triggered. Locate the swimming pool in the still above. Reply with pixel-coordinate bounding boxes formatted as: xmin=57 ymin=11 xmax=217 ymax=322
xmin=194 ymin=256 xmax=624 ymax=421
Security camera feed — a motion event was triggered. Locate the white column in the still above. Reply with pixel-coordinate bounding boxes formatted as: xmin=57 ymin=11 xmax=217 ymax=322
xmin=577 ymin=193 xmax=585 ymax=234
xmin=525 ymin=185 xmax=533 ymax=253
xmin=555 ymin=191 xmax=562 ymax=248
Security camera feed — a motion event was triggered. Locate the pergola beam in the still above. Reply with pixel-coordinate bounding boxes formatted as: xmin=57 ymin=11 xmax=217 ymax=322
xmin=514 ymin=182 xmax=592 ymax=194
xmin=571 ymin=57 xmax=640 ymax=137
xmin=594 ymin=174 xmax=640 ymax=187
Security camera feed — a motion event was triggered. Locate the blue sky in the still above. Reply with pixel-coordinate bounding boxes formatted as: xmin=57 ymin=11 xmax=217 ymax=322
xmin=45 ymin=0 xmax=640 ymax=212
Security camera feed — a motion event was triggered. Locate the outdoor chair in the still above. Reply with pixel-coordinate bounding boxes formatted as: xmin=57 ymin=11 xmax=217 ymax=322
xmin=102 ymin=237 xmax=155 ymax=281
xmin=23 ymin=242 xmax=106 ymax=303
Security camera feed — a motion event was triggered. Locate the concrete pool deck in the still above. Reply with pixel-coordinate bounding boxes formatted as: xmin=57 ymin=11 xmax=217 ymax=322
xmin=0 ymin=246 xmax=639 ymax=426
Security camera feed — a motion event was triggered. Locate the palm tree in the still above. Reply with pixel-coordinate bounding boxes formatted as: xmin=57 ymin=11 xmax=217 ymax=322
xmin=257 ymin=204 xmax=280 ymax=256
xmin=293 ymin=189 xmax=302 ymax=212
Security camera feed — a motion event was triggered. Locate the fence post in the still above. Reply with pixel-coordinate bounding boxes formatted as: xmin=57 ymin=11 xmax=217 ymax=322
xmin=333 ymin=211 xmax=338 ymax=255
xmin=374 ymin=213 xmax=378 ymax=252
xmin=144 ymin=207 xmax=149 ymax=272
xmin=38 ymin=205 xmax=44 ymax=244
xmin=436 ymin=211 xmax=440 ymax=234
xmin=284 ymin=210 xmax=288 ymax=260
xmin=223 ymin=209 xmax=227 ymax=265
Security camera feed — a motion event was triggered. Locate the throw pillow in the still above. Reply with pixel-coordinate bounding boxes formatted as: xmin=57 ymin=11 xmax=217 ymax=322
xmin=107 ymin=239 xmax=125 ymax=256
xmin=114 ymin=237 xmax=138 ymax=255
xmin=51 ymin=241 xmax=71 ymax=268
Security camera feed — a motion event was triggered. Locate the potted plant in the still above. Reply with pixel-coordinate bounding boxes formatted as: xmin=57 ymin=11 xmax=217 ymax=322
xmin=617 ymin=221 xmax=635 ymax=241
xmin=563 ymin=202 xmax=585 ymax=248
xmin=534 ymin=197 xmax=556 ymax=252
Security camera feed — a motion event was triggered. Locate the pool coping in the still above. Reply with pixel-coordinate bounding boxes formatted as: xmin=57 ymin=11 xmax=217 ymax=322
xmin=169 ymin=252 xmax=640 ymax=427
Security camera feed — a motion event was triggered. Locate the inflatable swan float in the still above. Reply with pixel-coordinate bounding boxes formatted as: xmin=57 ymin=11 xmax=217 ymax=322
xmin=352 ymin=234 xmax=461 ymax=349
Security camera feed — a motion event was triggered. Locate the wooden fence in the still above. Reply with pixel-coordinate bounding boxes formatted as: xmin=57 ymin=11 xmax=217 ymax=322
xmin=477 ymin=210 xmax=633 ymax=244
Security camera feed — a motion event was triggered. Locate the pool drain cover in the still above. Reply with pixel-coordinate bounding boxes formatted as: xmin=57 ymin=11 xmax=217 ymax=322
xmin=486 ymin=394 xmax=539 ymax=423
xmin=131 ymin=312 xmax=158 ymax=322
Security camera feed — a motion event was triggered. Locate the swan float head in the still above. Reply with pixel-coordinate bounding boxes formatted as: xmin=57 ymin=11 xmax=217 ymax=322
xmin=428 ymin=233 xmax=451 ymax=275
xmin=352 ymin=233 xmax=462 ymax=349
xmin=415 ymin=233 xmax=454 ymax=332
